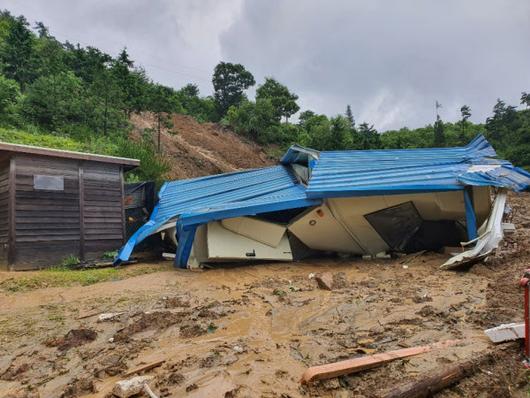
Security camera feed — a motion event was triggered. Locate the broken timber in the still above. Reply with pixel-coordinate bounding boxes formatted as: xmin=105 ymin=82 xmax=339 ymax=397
xmin=300 ymin=339 xmax=460 ymax=384
xmin=381 ymin=353 xmax=493 ymax=398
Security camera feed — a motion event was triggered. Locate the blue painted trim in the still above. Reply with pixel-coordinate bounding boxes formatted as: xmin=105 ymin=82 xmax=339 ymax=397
xmin=305 ymin=185 xmax=465 ymax=199
xmin=179 ymin=197 xmax=321 ymax=228
xmin=464 ymin=188 xmax=478 ymax=241
xmin=174 ymin=221 xmax=198 ymax=268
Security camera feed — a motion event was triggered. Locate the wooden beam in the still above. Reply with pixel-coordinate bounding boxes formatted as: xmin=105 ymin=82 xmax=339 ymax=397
xmin=300 ymin=340 xmax=460 ymax=384
xmin=381 ymin=353 xmax=493 ymax=398
xmin=7 ymin=156 xmax=16 ymax=269
xmin=120 ymin=166 xmax=126 ymax=244
xmin=78 ymin=162 xmax=85 ymax=261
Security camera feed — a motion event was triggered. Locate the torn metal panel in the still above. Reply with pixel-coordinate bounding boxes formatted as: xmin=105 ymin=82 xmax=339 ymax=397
xmin=441 ymin=191 xmax=507 ymax=269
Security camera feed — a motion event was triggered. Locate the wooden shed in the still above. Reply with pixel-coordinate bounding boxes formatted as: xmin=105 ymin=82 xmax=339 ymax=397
xmin=0 ymin=142 xmax=140 ymax=270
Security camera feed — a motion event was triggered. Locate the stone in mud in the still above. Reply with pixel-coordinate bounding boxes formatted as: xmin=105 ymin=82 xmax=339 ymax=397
xmin=112 ymin=375 xmax=153 ymax=398
xmin=332 ymin=272 xmax=348 ymax=289
xmin=60 ymin=376 xmax=96 ymax=398
xmin=180 ymin=323 xmax=206 ymax=338
xmin=97 ymin=312 xmax=124 ymax=322
xmin=315 ymin=272 xmax=334 ymax=291
xmin=114 ymin=311 xmax=190 ymax=342
xmin=44 ymin=328 xmax=97 ymax=351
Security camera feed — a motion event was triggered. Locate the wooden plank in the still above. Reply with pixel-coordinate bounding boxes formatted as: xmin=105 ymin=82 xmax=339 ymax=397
xmin=381 ymin=353 xmax=493 ymax=398
xmin=120 ymin=166 xmax=125 ymax=244
xmin=79 ymin=163 xmax=85 ymax=261
xmin=300 ymin=340 xmax=460 ymax=384
xmin=7 ymin=156 xmax=15 ymax=268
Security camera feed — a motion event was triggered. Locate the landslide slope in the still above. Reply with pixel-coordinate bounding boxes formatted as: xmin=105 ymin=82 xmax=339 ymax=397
xmin=130 ymin=113 xmax=274 ymax=179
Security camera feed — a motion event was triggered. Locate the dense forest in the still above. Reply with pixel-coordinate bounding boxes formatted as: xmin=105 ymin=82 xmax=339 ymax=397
xmin=0 ymin=10 xmax=529 ymax=183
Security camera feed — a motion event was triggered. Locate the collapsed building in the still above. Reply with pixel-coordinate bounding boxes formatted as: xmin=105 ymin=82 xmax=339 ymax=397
xmin=116 ymin=135 xmax=530 ymax=270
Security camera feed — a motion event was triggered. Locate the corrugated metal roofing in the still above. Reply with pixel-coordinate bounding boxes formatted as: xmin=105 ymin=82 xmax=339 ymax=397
xmin=116 ymin=165 xmax=319 ymax=262
xmin=294 ymin=135 xmax=530 ymax=197
xmin=116 ymin=134 xmax=530 ymax=265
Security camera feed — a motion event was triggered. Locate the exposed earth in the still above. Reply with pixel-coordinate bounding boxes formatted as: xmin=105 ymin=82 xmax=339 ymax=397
xmin=130 ymin=112 xmax=274 ymax=179
xmin=0 ymin=192 xmax=529 ymax=397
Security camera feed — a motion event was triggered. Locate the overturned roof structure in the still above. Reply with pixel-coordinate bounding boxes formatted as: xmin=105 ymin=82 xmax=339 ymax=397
xmin=116 ymin=135 xmax=530 ymax=269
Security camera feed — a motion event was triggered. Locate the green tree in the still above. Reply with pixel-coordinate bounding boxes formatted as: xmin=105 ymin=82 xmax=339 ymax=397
xmin=255 ymin=77 xmax=299 ymax=122
xmin=0 ymin=14 xmax=35 ymax=89
xmin=212 ymin=62 xmax=255 ymax=116
xmin=486 ymin=98 xmax=518 ymax=141
xmin=345 ymin=105 xmax=355 ymax=130
xmin=357 ymin=122 xmax=381 ymax=149
xmin=459 ymin=105 xmax=471 ymax=143
xmin=433 ymin=115 xmax=445 ymax=146
xmin=148 ymin=84 xmax=179 ymax=152
xmin=521 ymin=92 xmax=530 ymax=109
xmin=22 ymin=71 xmax=85 ymax=130
xmin=225 ymin=98 xmax=278 ymax=144
xmin=0 ymin=74 xmax=20 ymax=122
xmin=329 ymin=116 xmax=351 ymax=149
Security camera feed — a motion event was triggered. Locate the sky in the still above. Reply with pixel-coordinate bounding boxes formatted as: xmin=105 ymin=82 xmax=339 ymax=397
xmin=3 ymin=0 xmax=530 ymax=131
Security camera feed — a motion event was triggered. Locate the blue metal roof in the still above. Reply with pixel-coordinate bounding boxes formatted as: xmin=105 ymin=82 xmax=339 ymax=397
xmin=116 ymin=165 xmax=320 ymax=263
xmin=284 ymin=135 xmax=530 ymax=198
xmin=116 ymin=135 xmax=530 ymax=266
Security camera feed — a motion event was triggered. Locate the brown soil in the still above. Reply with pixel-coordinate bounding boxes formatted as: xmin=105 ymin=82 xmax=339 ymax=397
xmin=129 ymin=113 xmax=274 ymax=179
xmin=0 ymin=192 xmax=529 ymax=397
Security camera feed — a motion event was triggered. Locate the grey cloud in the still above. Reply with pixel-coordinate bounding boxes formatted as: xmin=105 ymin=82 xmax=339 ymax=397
xmin=2 ymin=0 xmax=529 ymax=130
xmin=221 ymin=0 xmax=530 ymax=129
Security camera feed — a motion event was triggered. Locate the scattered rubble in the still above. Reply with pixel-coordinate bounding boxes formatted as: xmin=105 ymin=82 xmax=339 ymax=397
xmin=0 ymin=193 xmax=528 ymax=397
xmin=44 ymin=328 xmax=97 ymax=351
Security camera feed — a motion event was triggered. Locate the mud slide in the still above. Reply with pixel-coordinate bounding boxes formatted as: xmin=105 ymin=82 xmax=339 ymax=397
xmin=0 ymin=192 xmax=528 ymax=397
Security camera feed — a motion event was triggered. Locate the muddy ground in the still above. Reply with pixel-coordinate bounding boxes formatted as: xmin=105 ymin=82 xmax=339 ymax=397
xmin=1 ymin=192 xmax=529 ymax=397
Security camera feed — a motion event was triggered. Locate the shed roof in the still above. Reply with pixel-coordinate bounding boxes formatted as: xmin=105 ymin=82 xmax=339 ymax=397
xmin=0 ymin=141 xmax=140 ymax=169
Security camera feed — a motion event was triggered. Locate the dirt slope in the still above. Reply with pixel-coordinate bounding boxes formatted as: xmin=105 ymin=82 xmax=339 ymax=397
xmin=130 ymin=113 xmax=274 ymax=180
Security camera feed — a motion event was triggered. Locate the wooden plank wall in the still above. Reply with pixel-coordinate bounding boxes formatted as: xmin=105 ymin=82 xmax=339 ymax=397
xmin=82 ymin=162 xmax=124 ymax=260
xmin=12 ymin=155 xmax=125 ymax=269
xmin=14 ymin=155 xmax=80 ymax=269
xmin=0 ymin=159 xmax=9 ymax=266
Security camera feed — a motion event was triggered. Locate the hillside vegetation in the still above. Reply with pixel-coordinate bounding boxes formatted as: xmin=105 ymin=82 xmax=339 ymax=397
xmin=0 ymin=9 xmax=529 ymax=187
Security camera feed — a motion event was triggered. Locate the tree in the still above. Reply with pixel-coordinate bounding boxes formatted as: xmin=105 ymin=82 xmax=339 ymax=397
xmin=22 ymin=71 xmax=85 ymax=130
xmin=212 ymin=62 xmax=255 ymax=116
xmin=486 ymin=98 xmax=517 ymax=141
xmin=357 ymin=122 xmax=381 ymax=149
xmin=0 ymin=15 xmax=35 ymax=89
xmin=329 ymin=116 xmax=351 ymax=149
xmin=433 ymin=115 xmax=445 ymax=146
xmin=148 ymin=84 xmax=178 ymax=152
xmin=255 ymin=77 xmax=299 ymax=122
xmin=225 ymin=98 xmax=278 ymax=144
xmin=345 ymin=105 xmax=355 ymax=130
xmin=521 ymin=92 xmax=530 ymax=109
xmin=0 ymin=74 xmax=20 ymax=122
xmin=459 ymin=105 xmax=471 ymax=143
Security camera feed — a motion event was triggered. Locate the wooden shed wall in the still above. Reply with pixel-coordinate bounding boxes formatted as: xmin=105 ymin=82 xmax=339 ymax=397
xmin=11 ymin=154 xmax=125 ymax=269
xmin=83 ymin=162 xmax=124 ymax=259
xmin=0 ymin=159 xmax=9 ymax=264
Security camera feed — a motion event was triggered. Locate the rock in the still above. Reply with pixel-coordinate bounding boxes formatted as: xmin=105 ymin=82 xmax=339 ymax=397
xmin=97 ymin=312 xmax=123 ymax=322
xmin=112 ymin=375 xmax=153 ymax=398
xmin=315 ymin=272 xmax=333 ymax=291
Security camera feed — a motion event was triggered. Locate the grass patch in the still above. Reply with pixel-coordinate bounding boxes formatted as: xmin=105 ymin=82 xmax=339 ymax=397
xmin=0 ymin=263 xmax=170 ymax=293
